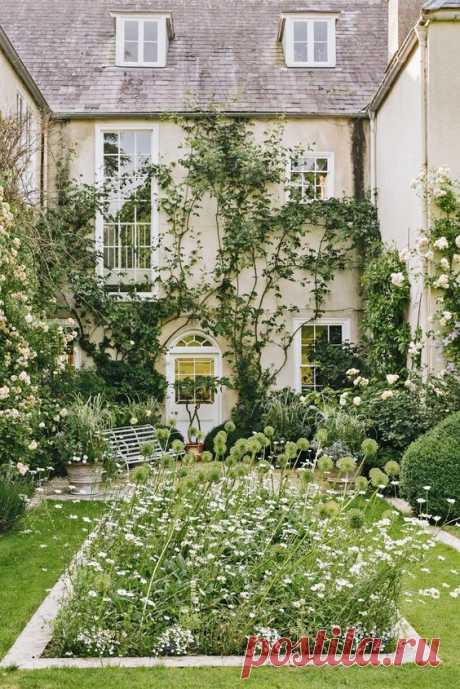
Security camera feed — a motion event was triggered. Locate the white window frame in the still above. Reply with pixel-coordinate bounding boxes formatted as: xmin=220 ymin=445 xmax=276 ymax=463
xmin=115 ymin=14 xmax=169 ymax=67
xmin=292 ymin=317 xmax=351 ymax=393
xmin=287 ymin=152 xmax=335 ymax=202
xmin=94 ymin=122 xmax=160 ymax=298
xmin=282 ymin=15 xmax=337 ymax=68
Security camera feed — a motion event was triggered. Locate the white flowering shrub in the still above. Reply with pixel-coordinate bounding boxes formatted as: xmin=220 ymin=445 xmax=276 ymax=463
xmin=50 ymin=435 xmax=431 ymax=658
xmin=0 ymin=186 xmax=70 ymax=470
xmin=414 ymin=168 xmax=460 ymax=368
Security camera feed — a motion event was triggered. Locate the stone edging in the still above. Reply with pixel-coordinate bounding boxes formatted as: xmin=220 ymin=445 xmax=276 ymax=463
xmin=385 ymin=497 xmax=460 ymax=553
xmin=0 ymin=550 xmax=423 ymax=670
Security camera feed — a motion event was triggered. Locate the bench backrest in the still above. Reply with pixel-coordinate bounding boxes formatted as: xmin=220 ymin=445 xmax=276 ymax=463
xmin=104 ymin=425 xmax=162 ymax=463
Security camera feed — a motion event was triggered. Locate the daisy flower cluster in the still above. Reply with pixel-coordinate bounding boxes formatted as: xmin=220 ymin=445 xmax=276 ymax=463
xmin=50 ymin=436 xmax=432 ymax=658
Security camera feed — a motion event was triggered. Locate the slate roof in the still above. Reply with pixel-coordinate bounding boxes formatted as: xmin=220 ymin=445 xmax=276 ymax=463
xmin=0 ymin=0 xmax=388 ymax=117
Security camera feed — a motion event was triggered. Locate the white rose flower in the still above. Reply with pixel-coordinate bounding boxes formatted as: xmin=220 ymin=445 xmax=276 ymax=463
xmin=386 ymin=374 xmax=400 ymax=385
xmin=440 ymin=258 xmax=450 ymax=271
xmin=434 ymin=237 xmax=449 ymax=251
xmin=0 ymin=386 xmax=10 ymax=400
xmin=16 ymin=462 xmax=29 ymax=476
xmin=391 ymin=272 xmax=405 ymax=287
xmin=353 ymin=396 xmax=362 ymax=407
xmin=346 ymin=368 xmax=360 ymax=378
xmin=455 ymin=236 xmax=460 ymax=249
xmin=381 ymin=390 xmax=394 ymax=401
xmin=434 ymin=274 xmax=450 ymax=289
xmin=28 ymin=440 xmax=38 ymax=451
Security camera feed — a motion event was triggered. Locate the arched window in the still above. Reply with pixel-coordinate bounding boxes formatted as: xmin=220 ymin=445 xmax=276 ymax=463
xmin=175 ymin=334 xmax=214 ymax=348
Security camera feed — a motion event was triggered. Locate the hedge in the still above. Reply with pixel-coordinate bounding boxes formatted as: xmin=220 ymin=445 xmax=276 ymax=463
xmin=400 ymin=411 xmax=460 ymax=521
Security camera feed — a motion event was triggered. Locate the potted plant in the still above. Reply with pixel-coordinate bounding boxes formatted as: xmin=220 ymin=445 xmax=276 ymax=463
xmin=175 ymin=375 xmax=221 ymax=460
xmin=60 ymin=396 xmax=113 ymax=496
xmin=186 ymin=425 xmax=205 ymax=459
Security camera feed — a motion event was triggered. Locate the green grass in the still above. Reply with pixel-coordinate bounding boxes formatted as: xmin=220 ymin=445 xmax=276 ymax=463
xmin=0 ymin=501 xmax=104 ymax=659
xmin=0 ymin=498 xmax=459 ymax=688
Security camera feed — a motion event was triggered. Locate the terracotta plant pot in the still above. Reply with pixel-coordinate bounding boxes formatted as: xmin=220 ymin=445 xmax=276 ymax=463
xmin=185 ymin=443 xmax=205 ymax=460
xmin=67 ymin=463 xmax=103 ymax=497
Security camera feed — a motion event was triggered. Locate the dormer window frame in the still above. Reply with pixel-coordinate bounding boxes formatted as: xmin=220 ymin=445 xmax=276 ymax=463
xmin=114 ymin=13 xmax=174 ymax=68
xmin=280 ymin=13 xmax=338 ymax=68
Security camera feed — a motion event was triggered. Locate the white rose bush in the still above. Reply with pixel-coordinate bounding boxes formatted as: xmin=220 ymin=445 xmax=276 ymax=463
xmin=414 ymin=169 xmax=460 ymax=368
xmin=0 ymin=186 xmax=69 ymax=472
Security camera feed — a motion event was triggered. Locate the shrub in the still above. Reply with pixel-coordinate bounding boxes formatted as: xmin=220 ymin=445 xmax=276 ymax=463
xmin=0 ymin=186 xmax=69 ymax=470
xmin=317 ymin=404 xmax=367 ymax=455
xmin=203 ymin=422 xmax=248 ymax=457
xmin=354 ymin=373 xmax=460 ymax=459
xmin=260 ymin=389 xmax=317 ymax=442
xmin=56 ymin=396 xmax=113 ymax=467
xmin=313 ymin=339 xmax=369 ymax=390
xmin=0 ymin=464 xmax=34 ymax=533
xmin=112 ymin=398 xmax=162 ymax=428
xmin=400 ymin=412 xmax=460 ymax=521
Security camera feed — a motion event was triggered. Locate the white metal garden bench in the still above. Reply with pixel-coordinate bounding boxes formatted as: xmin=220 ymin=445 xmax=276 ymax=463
xmin=103 ymin=425 xmax=177 ymax=471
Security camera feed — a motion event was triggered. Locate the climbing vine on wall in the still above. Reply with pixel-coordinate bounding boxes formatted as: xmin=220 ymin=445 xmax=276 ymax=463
xmin=361 ymin=248 xmax=411 ymax=375
xmin=414 ymin=168 xmax=460 ymax=370
xmin=32 ymin=116 xmax=380 ymax=423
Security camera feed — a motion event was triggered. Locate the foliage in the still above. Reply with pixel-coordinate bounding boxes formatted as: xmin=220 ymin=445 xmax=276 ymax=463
xmin=0 ymin=116 xmax=36 ymax=204
xmin=203 ymin=422 xmax=248 ymax=456
xmin=55 ymin=396 xmax=112 ymax=466
xmin=356 ymin=374 xmax=460 ymax=460
xmin=361 ymin=248 xmax=411 ymax=375
xmin=49 ymin=433 xmax=428 ymax=658
xmin=316 ymin=404 xmax=367 ymax=456
xmin=400 ymin=411 xmax=460 ymax=521
xmin=111 ymin=398 xmax=162 ymax=429
xmin=0 ymin=464 xmax=33 ymax=533
xmin=260 ymin=388 xmax=317 ymax=442
xmin=413 ymin=168 xmax=460 ymax=368
xmin=0 ymin=185 xmax=70 ymax=470
xmin=349 ymin=371 xmax=460 ymax=460
xmin=312 ymin=339 xmax=369 ymax=390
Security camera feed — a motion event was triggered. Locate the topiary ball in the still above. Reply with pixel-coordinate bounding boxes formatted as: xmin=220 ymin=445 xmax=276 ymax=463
xmin=400 ymin=411 xmax=460 ymax=521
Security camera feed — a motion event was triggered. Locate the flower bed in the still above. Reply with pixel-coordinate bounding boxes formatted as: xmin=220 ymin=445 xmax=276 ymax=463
xmin=49 ymin=441 xmax=430 ymax=658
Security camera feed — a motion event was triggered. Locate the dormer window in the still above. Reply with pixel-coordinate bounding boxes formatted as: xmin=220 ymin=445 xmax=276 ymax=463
xmin=114 ymin=14 xmax=174 ymax=67
xmin=279 ymin=14 xmax=337 ymax=68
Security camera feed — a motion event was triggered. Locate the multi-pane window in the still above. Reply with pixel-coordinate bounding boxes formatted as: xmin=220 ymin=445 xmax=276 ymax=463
xmin=116 ymin=16 xmax=169 ymax=67
xmin=300 ymin=323 xmax=343 ymax=392
xmin=283 ymin=16 xmax=336 ymax=67
xmin=123 ymin=19 xmax=158 ymax=64
xmin=290 ymin=155 xmax=331 ymax=201
xmin=175 ymin=358 xmax=215 ymax=404
xmin=102 ymin=129 xmax=153 ymax=284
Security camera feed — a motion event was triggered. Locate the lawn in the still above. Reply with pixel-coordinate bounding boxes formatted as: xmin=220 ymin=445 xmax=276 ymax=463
xmin=0 ymin=498 xmax=459 ymax=688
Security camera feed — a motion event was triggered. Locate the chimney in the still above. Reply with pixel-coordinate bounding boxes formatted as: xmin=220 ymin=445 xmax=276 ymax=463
xmin=388 ymin=0 xmax=425 ymax=59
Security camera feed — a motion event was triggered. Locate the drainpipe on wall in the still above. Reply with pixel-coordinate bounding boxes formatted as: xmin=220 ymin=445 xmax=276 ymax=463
xmin=40 ymin=114 xmax=50 ymax=209
xmin=369 ymin=110 xmax=377 ymax=205
xmin=415 ymin=19 xmax=432 ymax=374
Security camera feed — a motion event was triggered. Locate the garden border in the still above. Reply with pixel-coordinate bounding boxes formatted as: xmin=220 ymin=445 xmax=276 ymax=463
xmin=0 ymin=542 xmax=424 ymax=670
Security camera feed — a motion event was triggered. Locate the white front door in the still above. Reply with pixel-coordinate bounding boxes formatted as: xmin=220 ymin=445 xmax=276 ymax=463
xmin=165 ymin=334 xmax=222 ymax=440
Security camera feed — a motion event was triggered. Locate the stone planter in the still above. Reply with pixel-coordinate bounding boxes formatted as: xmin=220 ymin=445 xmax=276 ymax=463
xmin=185 ymin=443 xmax=205 ymax=461
xmin=67 ymin=463 xmax=103 ymax=497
